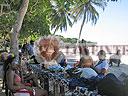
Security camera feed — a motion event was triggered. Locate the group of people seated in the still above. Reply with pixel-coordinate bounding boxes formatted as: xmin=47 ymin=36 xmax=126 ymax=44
xmin=0 ymin=35 xmax=125 ymax=96
xmin=0 ymin=35 xmax=66 ymax=96
xmin=0 ymin=52 xmax=48 ymax=96
xmin=74 ymin=50 xmax=109 ymax=77
xmin=68 ymin=50 xmax=127 ymax=96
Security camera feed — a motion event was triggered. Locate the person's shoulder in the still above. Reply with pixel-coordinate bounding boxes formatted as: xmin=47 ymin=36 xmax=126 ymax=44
xmin=102 ymin=60 xmax=109 ymax=64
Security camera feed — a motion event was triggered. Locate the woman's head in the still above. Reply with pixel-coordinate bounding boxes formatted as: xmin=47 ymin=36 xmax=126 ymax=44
xmin=10 ymin=61 xmax=21 ymax=70
xmin=34 ymin=35 xmax=63 ymax=61
xmin=97 ymin=50 xmax=106 ymax=60
xmin=79 ymin=56 xmax=93 ymax=67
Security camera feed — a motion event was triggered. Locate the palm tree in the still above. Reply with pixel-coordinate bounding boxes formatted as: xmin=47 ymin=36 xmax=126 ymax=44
xmin=47 ymin=0 xmax=74 ymax=34
xmin=71 ymin=0 xmax=107 ymax=43
xmin=46 ymin=0 xmax=117 ymax=35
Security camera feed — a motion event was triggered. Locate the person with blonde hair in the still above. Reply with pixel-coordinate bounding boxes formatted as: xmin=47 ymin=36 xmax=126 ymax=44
xmin=68 ymin=56 xmax=98 ymax=91
xmin=77 ymin=56 xmax=98 ymax=79
xmin=34 ymin=35 xmax=66 ymax=69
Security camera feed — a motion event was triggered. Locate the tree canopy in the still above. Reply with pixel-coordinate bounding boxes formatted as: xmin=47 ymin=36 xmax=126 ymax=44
xmin=0 ymin=0 xmax=118 ymax=43
xmin=0 ymin=0 xmax=50 ymax=41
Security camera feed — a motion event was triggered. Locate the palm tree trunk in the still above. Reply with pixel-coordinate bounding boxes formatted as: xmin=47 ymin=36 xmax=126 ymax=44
xmin=76 ymin=6 xmax=87 ymax=48
xmin=10 ymin=0 xmax=29 ymax=61
xmin=78 ymin=6 xmax=87 ymax=42
xmin=53 ymin=28 xmax=57 ymax=35
xmin=53 ymin=26 xmax=58 ymax=35
xmin=76 ymin=6 xmax=87 ymax=55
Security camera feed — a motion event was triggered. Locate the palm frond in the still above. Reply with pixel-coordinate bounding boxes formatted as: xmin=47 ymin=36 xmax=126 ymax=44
xmin=91 ymin=0 xmax=107 ymax=10
xmin=66 ymin=15 xmax=73 ymax=27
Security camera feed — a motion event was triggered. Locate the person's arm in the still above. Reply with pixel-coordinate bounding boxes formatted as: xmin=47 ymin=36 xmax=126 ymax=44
xmin=24 ymin=72 xmax=35 ymax=81
xmin=101 ymin=68 xmax=108 ymax=75
xmin=101 ymin=61 xmax=109 ymax=75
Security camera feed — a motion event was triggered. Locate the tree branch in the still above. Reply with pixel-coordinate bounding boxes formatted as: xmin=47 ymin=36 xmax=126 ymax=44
xmin=30 ymin=0 xmax=39 ymax=13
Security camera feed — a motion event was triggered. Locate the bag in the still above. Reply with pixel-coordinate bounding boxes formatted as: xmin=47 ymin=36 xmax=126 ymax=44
xmin=97 ymin=73 xmax=125 ymax=96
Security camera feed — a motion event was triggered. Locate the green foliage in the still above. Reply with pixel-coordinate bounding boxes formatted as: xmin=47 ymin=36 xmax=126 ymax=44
xmin=0 ymin=0 xmax=118 ymax=42
xmin=0 ymin=0 xmax=50 ymax=41
xmin=56 ymin=35 xmax=78 ymax=43
xmin=46 ymin=0 xmax=74 ymax=33
xmin=0 ymin=0 xmax=22 ymax=12
xmin=0 ymin=0 xmax=18 ymax=34
xmin=0 ymin=0 xmax=21 ymax=40
xmin=20 ymin=13 xmax=50 ymax=39
xmin=19 ymin=0 xmax=50 ymax=40
xmin=71 ymin=0 xmax=107 ymax=25
xmin=0 ymin=12 xmax=17 ymax=37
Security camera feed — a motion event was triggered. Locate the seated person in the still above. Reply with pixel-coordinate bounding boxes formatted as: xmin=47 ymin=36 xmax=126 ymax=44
xmin=77 ymin=55 xmax=127 ymax=96
xmin=4 ymin=53 xmax=48 ymax=96
xmin=34 ymin=35 xmax=66 ymax=69
xmin=68 ymin=56 xmax=98 ymax=91
xmin=94 ymin=50 xmax=109 ymax=75
xmin=20 ymin=56 xmax=39 ymax=87
xmin=77 ymin=56 xmax=98 ymax=79
xmin=109 ymin=49 xmax=121 ymax=67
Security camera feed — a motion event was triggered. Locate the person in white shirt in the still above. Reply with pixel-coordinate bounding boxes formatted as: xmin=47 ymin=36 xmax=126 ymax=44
xmin=95 ymin=50 xmax=109 ymax=75
xmin=109 ymin=49 xmax=121 ymax=67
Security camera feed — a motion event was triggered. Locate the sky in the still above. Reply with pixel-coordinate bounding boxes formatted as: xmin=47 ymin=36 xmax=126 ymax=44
xmin=54 ymin=0 xmax=128 ymax=45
